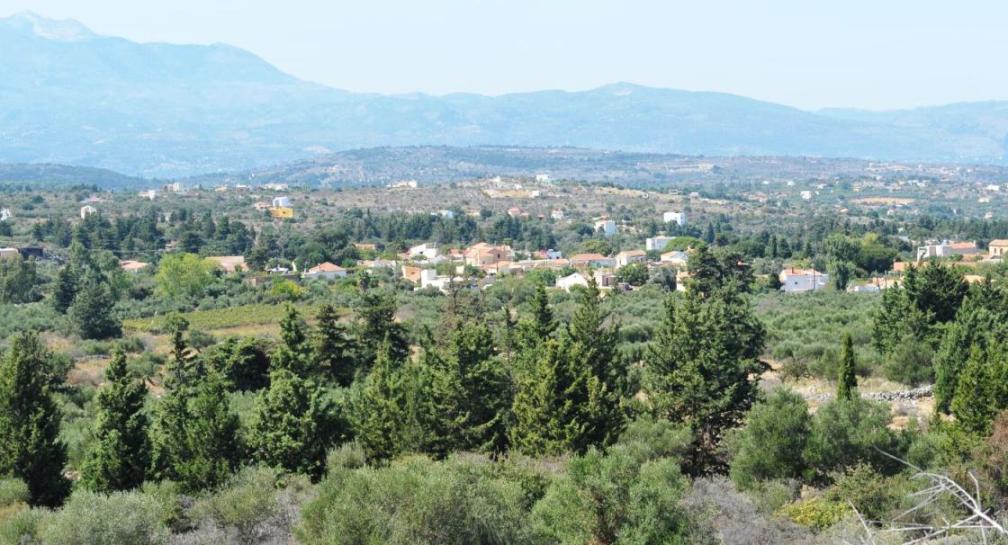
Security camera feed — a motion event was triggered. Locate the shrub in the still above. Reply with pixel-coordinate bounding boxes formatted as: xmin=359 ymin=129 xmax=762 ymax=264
xmin=40 ymin=490 xmax=169 ymax=545
xmin=776 ymin=496 xmax=849 ymax=530
xmin=326 ymin=442 xmax=367 ymax=473
xmin=192 ymin=466 xmax=280 ymax=544
xmin=0 ymin=479 xmax=28 ymax=508
xmin=824 ymin=464 xmax=909 ymax=523
xmin=728 ymin=388 xmax=811 ymax=490
xmin=0 ymin=506 xmax=46 ymax=544
xmin=531 ymin=445 xmax=693 ymax=545
xmin=297 ymin=455 xmax=536 ymax=545
xmin=617 ymin=417 xmax=693 ymax=461
xmin=803 ymin=397 xmax=903 ymax=478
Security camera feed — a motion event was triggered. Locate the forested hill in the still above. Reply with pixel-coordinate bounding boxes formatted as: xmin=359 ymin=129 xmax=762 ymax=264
xmin=6 ymin=12 xmax=1008 ymax=177
xmin=0 ymin=163 xmax=147 ymax=189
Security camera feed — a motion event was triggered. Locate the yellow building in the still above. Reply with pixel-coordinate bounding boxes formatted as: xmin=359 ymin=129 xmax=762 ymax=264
xmin=270 ymin=206 xmax=294 ymax=219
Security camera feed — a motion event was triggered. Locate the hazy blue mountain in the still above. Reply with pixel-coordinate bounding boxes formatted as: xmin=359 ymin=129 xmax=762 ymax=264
xmin=2 ymin=12 xmax=1008 ymax=177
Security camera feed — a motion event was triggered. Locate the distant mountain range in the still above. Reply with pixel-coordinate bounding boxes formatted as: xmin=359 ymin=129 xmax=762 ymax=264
xmin=4 ymin=11 xmax=1008 ymax=178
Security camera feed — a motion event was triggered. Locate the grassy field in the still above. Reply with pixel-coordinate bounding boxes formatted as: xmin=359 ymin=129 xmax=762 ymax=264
xmin=122 ymin=303 xmax=324 ymax=334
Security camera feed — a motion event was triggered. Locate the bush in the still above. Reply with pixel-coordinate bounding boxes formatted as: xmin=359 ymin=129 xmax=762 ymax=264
xmin=728 ymin=388 xmax=811 ymax=490
xmin=531 ymin=445 xmax=693 ymax=545
xmin=0 ymin=479 xmax=28 ymax=508
xmin=191 ymin=466 xmax=280 ymax=544
xmin=40 ymin=490 xmax=169 ymax=545
xmin=617 ymin=417 xmax=693 ymax=461
xmin=297 ymin=455 xmax=536 ymax=545
xmin=776 ymin=497 xmax=849 ymax=530
xmin=326 ymin=442 xmax=367 ymax=473
xmin=0 ymin=506 xmax=46 ymax=544
xmin=824 ymin=464 xmax=909 ymax=522
xmin=803 ymin=397 xmax=903 ymax=478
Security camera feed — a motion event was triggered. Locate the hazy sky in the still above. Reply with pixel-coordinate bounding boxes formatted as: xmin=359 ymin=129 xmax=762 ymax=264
xmin=4 ymin=0 xmax=1008 ymax=110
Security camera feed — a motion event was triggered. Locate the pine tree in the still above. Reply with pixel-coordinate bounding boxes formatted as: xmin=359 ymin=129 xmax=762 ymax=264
xmin=81 ymin=350 xmax=150 ymax=492
xmin=642 ymin=289 xmax=765 ymax=475
xmin=355 ymin=290 xmax=409 ymax=370
xmin=314 ymin=303 xmax=355 ymax=386
xmin=837 ymin=332 xmax=858 ymax=401
xmin=951 ymin=346 xmax=998 ymax=434
xmin=0 ymin=333 xmax=70 ymax=506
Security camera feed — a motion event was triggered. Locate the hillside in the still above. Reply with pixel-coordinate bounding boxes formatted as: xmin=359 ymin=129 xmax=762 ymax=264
xmin=4 ymin=12 xmax=1008 ymax=176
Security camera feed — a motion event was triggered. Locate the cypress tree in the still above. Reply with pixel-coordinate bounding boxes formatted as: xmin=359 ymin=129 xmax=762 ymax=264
xmin=52 ymin=265 xmax=77 ymax=313
xmin=68 ymin=272 xmax=121 ymax=339
xmin=274 ymin=304 xmax=312 ymax=375
xmin=509 ymin=337 xmax=585 ymax=456
xmin=642 ymin=289 xmax=765 ymax=475
xmin=314 ymin=303 xmax=355 ymax=386
xmin=951 ymin=346 xmax=998 ymax=434
xmin=837 ymin=332 xmax=858 ymax=401
xmin=175 ymin=368 xmax=242 ymax=491
xmin=355 ymin=290 xmax=409 ymax=370
xmin=352 ymin=339 xmax=408 ymax=460
xmin=566 ymin=277 xmax=626 ymax=447
xmin=81 ymin=350 xmax=150 ymax=492
xmin=0 ymin=332 xmax=70 ymax=507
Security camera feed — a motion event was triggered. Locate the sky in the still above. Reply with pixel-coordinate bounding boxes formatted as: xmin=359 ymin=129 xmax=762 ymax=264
xmin=3 ymin=0 xmax=1008 ymax=110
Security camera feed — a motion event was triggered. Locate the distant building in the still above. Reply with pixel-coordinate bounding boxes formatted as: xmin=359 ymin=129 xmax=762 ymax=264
xmin=139 ymin=189 xmax=157 ymax=200
xmin=464 ymin=243 xmax=513 ymax=267
xmin=990 ymin=240 xmax=1008 ymax=259
xmin=569 ymin=253 xmax=616 ymax=269
xmin=646 ymin=236 xmax=674 ymax=252
xmin=0 ymin=248 xmax=20 ymax=260
xmin=663 ymin=211 xmax=686 ymax=226
xmin=550 ymin=209 xmax=565 ymax=221
xmin=593 ymin=269 xmax=617 ymax=288
xmin=800 ymin=191 xmax=813 ymax=201
xmin=660 ymin=250 xmax=689 ymax=267
xmin=80 ymin=205 xmax=97 ymax=220
xmin=507 ymin=207 xmax=523 ymax=218
xmin=594 ymin=219 xmax=616 ymax=237
xmin=0 ymin=208 xmax=11 ymax=221
xmin=303 ymin=262 xmax=347 ymax=280
xmin=407 ymin=243 xmax=440 ymax=261
xmin=535 ymin=174 xmax=551 ymax=183
xmin=557 ymin=272 xmax=589 ymax=292
xmin=437 ymin=209 xmax=455 ymax=219
xmin=916 ymin=240 xmax=979 ymax=261
xmin=272 ymin=196 xmax=292 ymax=208
xmin=779 ymin=267 xmax=829 ymax=293
xmin=614 ymin=250 xmax=647 ymax=269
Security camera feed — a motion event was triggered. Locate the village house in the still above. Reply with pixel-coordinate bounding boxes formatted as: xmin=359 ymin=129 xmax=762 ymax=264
xmin=569 ymin=253 xmax=616 ymax=269
xmin=556 ymin=272 xmax=589 ymax=292
xmin=614 ymin=249 xmax=647 ymax=269
xmin=593 ymin=269 xmax=617 ymax=288
xmin=660 ymin=250 xmax=689 ymax=267
xmin=464 ymin=242 xmax=513 ymax=267
xmin=916 ymin=240 xmax=979 ymax=261
xmin=407 ymin=243 xmax=440 ymax=261
xmin=359 ymin=259 xmax=397 ymax=270
xmin=0 ymin=247 xmax=20 ymax=260
xmin=594 ymin=219 xmax=616 ymax=237
xmin=507 ymin=206 xmax=523 ymax=218
xmin=550 ymin=209 xmax=564 ymax=221
xmin=989 ymin=239 xmax=1008 ymax=259
xmin=779 ymin=267 xmax=829 ymax=293
xmin=303 ymin=262 xmax=347 ymax=280
xmin=646 ymin=236 xmax=674 ymax=252
xmin=663 ymin=211 xmax=686 ymax=226
xmin=401 ymin=265 xmax=423 ymax=285
xmin=79 ymin=205 xmax=97 ymax=220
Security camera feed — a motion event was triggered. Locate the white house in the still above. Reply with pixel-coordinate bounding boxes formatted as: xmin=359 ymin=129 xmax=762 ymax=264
xmin=660 ymin=250 xmax=689 ymax=267
xmin=407 ymin=243 xmax=440 ymax=260
xmin=272 ymin=196 xmax=292 ymax=208
xmin=535 ymin=174 xmax=551 ymax=183
xmin=614 ymin=250 xmax=647 ymax=269
xmin=303 ymin=262 xmax=348 ymax=280
xmin=594 ymin=219 xmax=617 ymax=237
xmin=779 ymin=267 xmax=829 ymax=293
xmin=0 ymin=208 xmax=11 ymax=221
xmin=663 ymin=211 xmax=686 ymax=226
xmin=800 ymin=191 xmax=813 ymax=201
xmin=550 ymin=209 xmax=565 ymax=221
xmin=646 ymin=236 xmax=674 ymax=252
xmin=80 ymin=205 xmax=97 ymax=220
xmin=556 ymin=272 xmax=589 ymax=292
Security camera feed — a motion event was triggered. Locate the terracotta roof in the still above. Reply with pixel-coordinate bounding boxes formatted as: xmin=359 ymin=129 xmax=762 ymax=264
xmin=308 ymin=262 xmax=345 ymax=273
xmin=990 ymin=240 xmax=1008 ymax=247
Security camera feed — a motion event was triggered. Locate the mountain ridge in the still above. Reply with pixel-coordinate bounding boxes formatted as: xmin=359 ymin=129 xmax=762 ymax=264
xmin=4 ymin=13 xmax=1008 ymax=177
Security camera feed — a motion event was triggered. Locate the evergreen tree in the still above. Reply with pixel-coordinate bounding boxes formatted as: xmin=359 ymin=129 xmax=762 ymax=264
xmin=52 ymin=265 xmax=78 ymax=313
xmin=424 ymin=321 xmax=510 ymax=455
xmin=68 ymin=272 xmax=121 ymax=339
xmin=273 ymin=304 xmax=312 ymax=375
xmin=204 ymin=336 xmax=271 ymax=391
xmin=314 ymin=303 xmax=355 ymax=386
xmin=175 ymin=369 xmax=242 ymax=491
xmin=566 ymin=277 xmax=626 ymax=447
xmin=355 ymin=290 xmax=409 ymax=370
xmin=836 ymin=332 xmax=858 ymax=401
xmin=352 ymin=339 xmax=408 ymax=460
xmin=81 ymin=350 xmax=150 ymax=492
xmin=250 ymin=367 xmax=340 ymax=480
xmin=642 ymin=289 xmax=765 ymax=475
xmin=509 ymin=338 xmax=584 ymax=456
xmin=0 ymin=333 xmax=70 ymax=506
